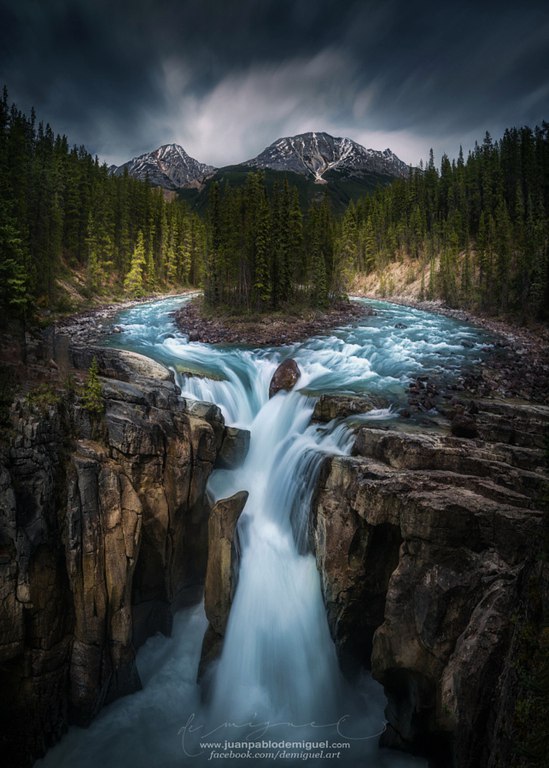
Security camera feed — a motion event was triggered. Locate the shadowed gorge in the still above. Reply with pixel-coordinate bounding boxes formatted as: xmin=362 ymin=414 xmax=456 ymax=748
xmin=0 ymin=296 xmax=536 ymax=768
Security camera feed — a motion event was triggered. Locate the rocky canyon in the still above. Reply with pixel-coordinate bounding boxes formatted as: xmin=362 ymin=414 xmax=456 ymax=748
xmin=0 ymin=343 xmax=228 ymax=766
xmin=0 ymin=319 xmax=547 ymax=768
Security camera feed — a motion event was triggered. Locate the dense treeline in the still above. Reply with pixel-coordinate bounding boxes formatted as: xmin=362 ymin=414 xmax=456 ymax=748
xmin=1 ymin=87 xmax=548 ymax=323
xmin=204 ymin=173 xmax=349 ymax=310
xmin=344 ymin=125 xmax=549 ymax=319
xmin=0 ymin=88 xmax=206 ymax=322
xmin=0 ymin=89 xmax=344 ymax=320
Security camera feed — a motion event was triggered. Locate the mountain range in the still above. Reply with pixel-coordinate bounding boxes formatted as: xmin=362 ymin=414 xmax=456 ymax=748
xmin=112 ymin=132 xmax=409 ymax=191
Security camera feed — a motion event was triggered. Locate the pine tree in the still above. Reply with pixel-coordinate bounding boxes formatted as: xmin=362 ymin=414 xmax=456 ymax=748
xmin=124 ymin=231 xmax=146 ymax=296
xmin=82 ymin=356 xmax=104 ymax=415
xmin=334 ymin=202 xmax=358 ymax=297
xmin=288 ymin=187 xmax=304 ymax=294
xmin=0 ymin=207 xmax=30 ymax=319
xmin=252 ymin=189 xmax=272 ymax=309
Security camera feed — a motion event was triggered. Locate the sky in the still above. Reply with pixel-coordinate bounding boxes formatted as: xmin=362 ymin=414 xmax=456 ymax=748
xmin=1 ymin=0 xmax=548 ymax=169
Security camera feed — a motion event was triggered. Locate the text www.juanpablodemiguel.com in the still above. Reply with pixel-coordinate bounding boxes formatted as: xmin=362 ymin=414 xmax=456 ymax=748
xmin=200 ymin=740 xmax=351 ymax=761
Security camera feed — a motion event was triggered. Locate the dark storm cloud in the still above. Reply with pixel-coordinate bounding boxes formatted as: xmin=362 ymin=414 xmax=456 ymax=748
xmin=1 ymin=0 xmax=548 ymax=166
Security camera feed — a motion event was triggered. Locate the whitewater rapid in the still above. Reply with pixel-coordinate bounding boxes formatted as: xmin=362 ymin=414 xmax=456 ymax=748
xmin=38 ymin=296 xmax=488 ymax=768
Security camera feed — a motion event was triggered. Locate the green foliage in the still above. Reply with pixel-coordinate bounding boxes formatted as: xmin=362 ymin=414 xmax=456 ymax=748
xmin=348 ymin=122 xmax=549 ymax=319
xmin=0 ymin=88 xmax=206 ymax=315
xmin=184 ymin=164 xmax=396 ymax=216
xmin=0 ymin=207 xmax=30 ymax=317
xmin=124 ymin=230 xmax=146 ymax=296
xmin=2 ymin=87 xmax=548 ymax=323
xmin=202 ymin=173 xmax=343 ymax=312
xmin=81 ymin=357 xmax=104 ymax=415
xmin=24 ymin=383 xmax=62 ymax=413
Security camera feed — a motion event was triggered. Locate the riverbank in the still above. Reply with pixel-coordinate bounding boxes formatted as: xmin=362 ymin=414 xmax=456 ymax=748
xmin=1 ymin=289 xmax=548 ymax=768
xmin=173 ymin=297 xmax=374 ymax=346
xmin=3 ymin=289 xmax=548 ymax=413
xmin=53 ymin=290 xmax=198 ymax=345
xmin=352 ymin=291 xmax=549 ymax=405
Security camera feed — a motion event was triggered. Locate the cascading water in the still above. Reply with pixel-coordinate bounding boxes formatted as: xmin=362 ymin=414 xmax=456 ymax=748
xmin=203 ymin=390 xmax=350 ymax=728
xmin=38 ymin=295 xmax=489 ymax=768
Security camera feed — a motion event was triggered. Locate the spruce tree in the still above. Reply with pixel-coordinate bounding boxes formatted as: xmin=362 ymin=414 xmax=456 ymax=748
xmin=82 ymin=356 xmax=104 ymax=415
xmin=124 ymin=231 xmax=146 ymax=297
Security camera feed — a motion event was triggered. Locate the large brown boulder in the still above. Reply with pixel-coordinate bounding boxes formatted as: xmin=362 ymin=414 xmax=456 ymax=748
xmin=268 ymin=358 xmax=301 ymax=398
xmin=312 ymin=393 xmax=388 ymax=422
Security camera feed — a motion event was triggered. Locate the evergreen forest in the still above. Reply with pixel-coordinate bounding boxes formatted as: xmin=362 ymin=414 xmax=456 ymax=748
xmin=0 ymin=88 xmax=206 ymax=322
xmin=1 ymin=87 xmax=548 ymax=324
xmin=347 ymin=127 xmax=549 ymax=320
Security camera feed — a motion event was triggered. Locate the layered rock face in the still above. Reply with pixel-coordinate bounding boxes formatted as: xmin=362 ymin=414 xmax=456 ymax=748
xmin=0 ymin=347 xmax=225 ymax=767
xmin=200 ymin=490 xmax=249 ymax=681
xmin=311 ymin=399 xmax=548 ymax=767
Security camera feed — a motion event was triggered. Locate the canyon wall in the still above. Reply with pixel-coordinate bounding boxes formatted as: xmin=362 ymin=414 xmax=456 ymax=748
xmin=0 ymin=347 xmax=226 ymax=767
xmin=2 ymin=334 xmax=548 ymax=768
xmin=311 ymin=399 xmax=549 ymax=767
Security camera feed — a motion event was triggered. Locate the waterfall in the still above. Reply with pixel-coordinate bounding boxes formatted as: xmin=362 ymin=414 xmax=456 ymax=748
xmin=173 ymin=360 xmax=410 ymax=766
xmin=172 ymin=354 xmax=351 ymax=721
xmin=38 ymin=294 xmax=488 ymax=768
xmin=204 ymin=391 xmax=350 ymax=727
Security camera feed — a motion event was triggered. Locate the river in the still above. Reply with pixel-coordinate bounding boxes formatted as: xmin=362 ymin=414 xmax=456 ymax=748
xmin=38 ymin=296 xmax=488 ymax=768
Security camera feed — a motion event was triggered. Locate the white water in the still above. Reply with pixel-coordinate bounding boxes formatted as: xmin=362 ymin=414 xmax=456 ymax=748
xmin=38 ymin=296 xmax=488 ymax=768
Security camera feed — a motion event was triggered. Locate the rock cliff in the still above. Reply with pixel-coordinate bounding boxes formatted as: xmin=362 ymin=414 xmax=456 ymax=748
xmin=0 ymin=346 xmax=225 ymax=767
xmin=199 ymin=490 xmax=249 ymax=682
xmin=311 ymin=399 xmax=549 ymax=767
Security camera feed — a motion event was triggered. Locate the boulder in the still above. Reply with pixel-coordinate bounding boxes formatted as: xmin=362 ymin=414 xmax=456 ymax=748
xmin=312 ymin=393 xmax=388 ymax=422
xmin=268 ymin=358 xmax=301 ymax=398
xmin=216 ymin=427 xmax=250 ymax=469
xmin=70 ymin=345 xmax=173 ymax=383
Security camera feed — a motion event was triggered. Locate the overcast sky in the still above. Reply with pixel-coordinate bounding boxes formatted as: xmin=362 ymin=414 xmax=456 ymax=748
xmin=1 ymin=0 xmax=548 ymax=168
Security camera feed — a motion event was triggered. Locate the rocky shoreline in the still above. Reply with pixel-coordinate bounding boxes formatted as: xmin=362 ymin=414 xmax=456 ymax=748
xmin=49 ymin=292 xmax=549 ymax=408
xmin=348 ymin=293 xmax=549 ymax=406
xmin=52 ymin=290 xmax=197 ymax=345
xmin=173 ymin=297 xmax=374 ymax=345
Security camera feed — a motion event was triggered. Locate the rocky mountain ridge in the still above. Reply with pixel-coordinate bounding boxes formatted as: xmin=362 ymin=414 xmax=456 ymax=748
xmin=113 ymin=132 xmax=411 ymax=191
xmin=244 ymin=131 xmax=411 ymax=182
xmin=113 ymin=143 xmax=215 ymax=190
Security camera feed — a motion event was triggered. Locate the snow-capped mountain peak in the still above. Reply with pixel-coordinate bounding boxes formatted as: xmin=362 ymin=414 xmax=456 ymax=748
xmin=113 ymin=144 xmax=216 ymax=190
xmin=244 ymin=132 xmax=410 ymax=182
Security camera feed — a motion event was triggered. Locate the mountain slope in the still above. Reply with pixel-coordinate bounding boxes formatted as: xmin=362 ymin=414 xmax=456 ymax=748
xmin=113 ymin=143 xmax=215 ymax=190
xmin=180 ymin=163 xmax=398 ymax=214
xmin=243 ymin=132 xmax=410 ymax=182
